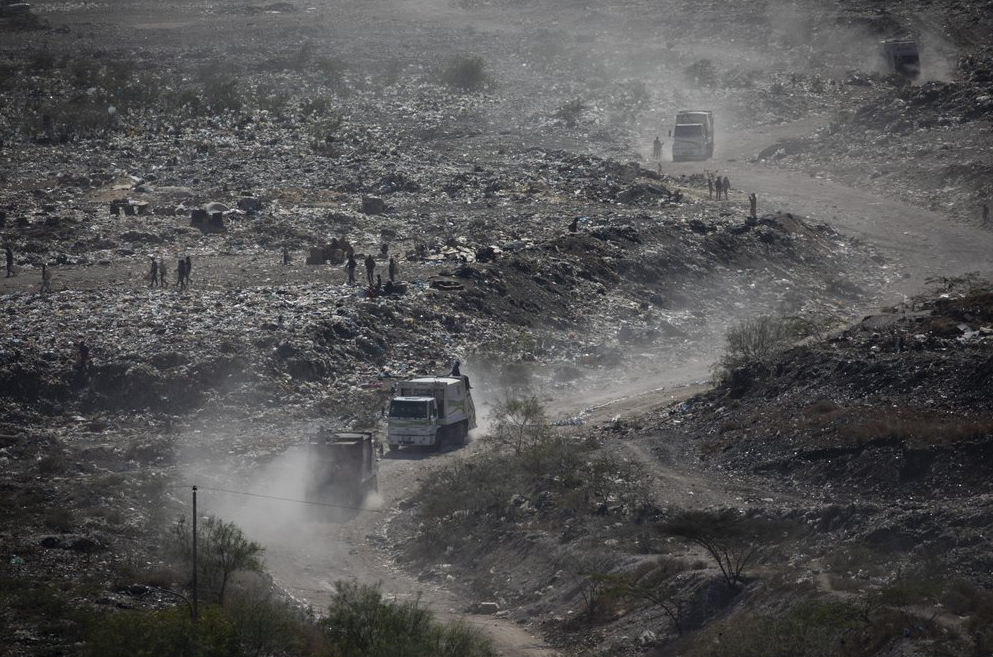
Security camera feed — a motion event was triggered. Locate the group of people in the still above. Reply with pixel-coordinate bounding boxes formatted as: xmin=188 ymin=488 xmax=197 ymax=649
xmin=148 ymin=256 xmax=193 ymax=289
xmin=346 ymin=251 xmax=400 ymax=288
xmin=706 ymin=172 xmax=732 ymax=200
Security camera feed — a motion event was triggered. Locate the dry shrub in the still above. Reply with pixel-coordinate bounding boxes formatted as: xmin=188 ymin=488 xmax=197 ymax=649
xmin=805 ymin=399 xmax=840 ymax=415
xmin=841 ymin=408 xmax=993 ymax=446
xmin=439 ymin=54 xmax=491 ymax=92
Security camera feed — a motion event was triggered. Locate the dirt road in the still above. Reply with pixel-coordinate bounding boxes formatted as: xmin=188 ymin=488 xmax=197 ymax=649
xmin=255 ymin=117 xmax=993 ymax=655
xmin=670 ymin=119 xmax=993 ymax=301
xmin=256 ymin=447 xmax=560 ymax=656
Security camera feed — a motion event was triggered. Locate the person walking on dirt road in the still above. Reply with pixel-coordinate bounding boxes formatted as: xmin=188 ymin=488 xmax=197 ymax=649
xmin=364 ymin=254 xmax=375 ymax=286
xmin=40 ymin=264 xmax=52 ymax=293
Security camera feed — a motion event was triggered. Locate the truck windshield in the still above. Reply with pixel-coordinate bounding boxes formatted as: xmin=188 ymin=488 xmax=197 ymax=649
xmin=389 ymin=400 xmax=428 ymax=419
xmin=674 ymin=124 xmax=704 ymax=138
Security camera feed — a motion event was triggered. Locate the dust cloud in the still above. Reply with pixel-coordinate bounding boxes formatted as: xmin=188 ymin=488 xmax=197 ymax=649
xmin=173 ymin=422 xmax=355 ymax=562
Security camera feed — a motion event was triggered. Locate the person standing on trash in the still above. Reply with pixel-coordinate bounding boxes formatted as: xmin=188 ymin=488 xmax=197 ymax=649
xmin=159 ymin=259 xmax=168 ymax=286
xmin=364 ymin=253 xmax=375 ymax=286
xmin=983 ymin=203 xmax=990 ymax=225
xmin=749 ymin=192 xmax=757 ymax=218
xmin=282 ymin=247 xmax=290 ymax=265
xmin=707 ymin=175 xmax=714 ymax=199
xmin=450 ymin=359 xmax=461 ymax=376
xmin=176 ymin=258 xmax=187 ymax=290
xmin=722 ymin=176 xmax=731 ymax=200
xmin=346 ymin=253 xmax=357 ymax=284
xmin=6 ymin=245 xmax=15 ymax=277
xmin=77 ymin=340 xmax=90 ymax=373
xmin=149 ymin=257 xmax=158 ymax=288
xmin=185 ymin=256 xmax=192 ymax=285
xmin=40 ymin=264 xmax=52 ymax=293
xmin=653 ymin=136 xmax=662 ymax=160
xmin=388 ymin=256 xmax=398 ymax=282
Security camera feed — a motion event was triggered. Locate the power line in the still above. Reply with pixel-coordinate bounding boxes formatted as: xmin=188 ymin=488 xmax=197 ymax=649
xmin=172 ymin=484 xmax=387 ymax=514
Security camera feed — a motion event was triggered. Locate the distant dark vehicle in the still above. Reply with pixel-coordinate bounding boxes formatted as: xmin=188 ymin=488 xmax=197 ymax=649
xmin=671 ymin=110 xmax=714 ymax=162
xmin=879 ymin=39 xmax=920 ymax=79
xmin=0 ymin=0 xmax=31 ymax=17
xmin=305 ymin=431 xmax=378 ymax=507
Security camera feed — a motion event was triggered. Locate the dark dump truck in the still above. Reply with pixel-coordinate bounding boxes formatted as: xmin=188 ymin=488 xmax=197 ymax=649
xmin=305 ymin=430 xmax=378 ymax=508
xmin=879 ymin=39 xmax=920 ymax=79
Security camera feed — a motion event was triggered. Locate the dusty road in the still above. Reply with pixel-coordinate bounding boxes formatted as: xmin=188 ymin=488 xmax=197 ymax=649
xmin=250 ymin=446 xmax=561 ymax=656
xmin=669 ymin=119 xmax=993 ymax=301
xmin=249 ymin=115 xmax=993 ymax=656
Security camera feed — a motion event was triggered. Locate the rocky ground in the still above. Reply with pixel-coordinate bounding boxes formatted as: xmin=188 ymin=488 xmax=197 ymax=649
xmin=1 ymin=0 xmax=992 ymax=655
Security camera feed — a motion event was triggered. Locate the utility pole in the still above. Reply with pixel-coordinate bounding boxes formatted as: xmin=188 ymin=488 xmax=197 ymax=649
xmin=191 ymin=486 xmax=199 ymax=629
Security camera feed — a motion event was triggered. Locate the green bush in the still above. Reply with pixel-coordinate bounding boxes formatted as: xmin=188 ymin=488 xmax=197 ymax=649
xmin=685 ymin=603 xmax=855 ymax=657
xmin=490 ymin=394 xmax=551 ymax=455
xmin=168 ymin=515 xmax=265 ymax=605
xmin=321 ymin=581 xmax=495 ymax=657
xmin=712 ymin=314 xmax=803 ymax=383
xmin=84 ymin=605 xmax=240 ymax=657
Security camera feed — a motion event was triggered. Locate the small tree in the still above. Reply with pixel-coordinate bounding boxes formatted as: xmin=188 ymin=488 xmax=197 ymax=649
xmin=659 ymin=509 xmax=777 ymax=590
xmin=170 ymin=515 xmax=265 ymax=605
xmin=570 ymin=553 xmax=622 ymax=621
xmin=712 ymin=314 xmax=801 ymax=383
xmin=489 ymin=394 xmax=550 ymax=455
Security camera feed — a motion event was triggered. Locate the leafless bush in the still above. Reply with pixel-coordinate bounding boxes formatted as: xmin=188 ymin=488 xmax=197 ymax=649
xmin=622 ymin=556 xmax=692 ymax=635
xmin=439 ymin=54 xmax=491 ymax=92
xmin=568 ymin=552 xmax=623 ymax=621
xmin=554 ymin=98 xmax=585 ymax=127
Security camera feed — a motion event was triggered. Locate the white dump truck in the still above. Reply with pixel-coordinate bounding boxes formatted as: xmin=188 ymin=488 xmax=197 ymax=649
xmin=879 ymin=39 xmax=920 ymax=79
xmin=386 ymin=375 xmax=476 ymax=451
xmin=671 ymin=110 xmax=714 ymax=162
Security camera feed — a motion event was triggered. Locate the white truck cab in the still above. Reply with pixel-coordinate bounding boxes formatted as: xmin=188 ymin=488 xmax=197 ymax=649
xmin=386 ymin=376 xmax=476 ymax=451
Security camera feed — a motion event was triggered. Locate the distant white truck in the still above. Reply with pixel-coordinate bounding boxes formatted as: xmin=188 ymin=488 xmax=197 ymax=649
xmin=671 ymin=110 xmax=714 ymax=162
xmin=879 ymin=39 xmax=920 ymax=79
xmin=386 ymin=376 xmax=476 ymax=451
